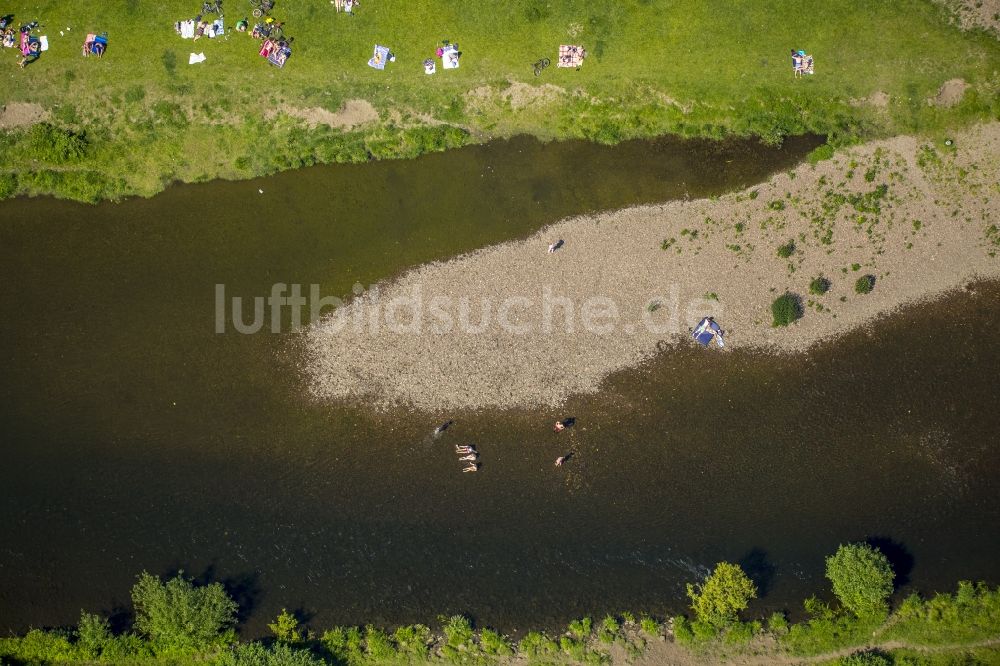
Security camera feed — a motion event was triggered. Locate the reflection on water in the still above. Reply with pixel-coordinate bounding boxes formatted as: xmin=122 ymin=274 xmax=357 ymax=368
xmin=1 ymin=135 xmax=998 ymax=636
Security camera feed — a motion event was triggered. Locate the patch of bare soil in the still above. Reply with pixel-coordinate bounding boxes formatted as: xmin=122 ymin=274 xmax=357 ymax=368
xmin=930 ymin=79 xmax=969 ymax=107
xmin=279 ymin=99 xmax=378 ymax=129
xmin=934 ymin=0 xmax=1000 ymax=34
xmin=0 ymin=102 xmax=48 ymax=130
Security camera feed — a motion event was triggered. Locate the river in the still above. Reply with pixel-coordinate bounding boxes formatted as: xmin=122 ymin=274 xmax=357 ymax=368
xmin=1 ymin=133 xmax=998 ymax=636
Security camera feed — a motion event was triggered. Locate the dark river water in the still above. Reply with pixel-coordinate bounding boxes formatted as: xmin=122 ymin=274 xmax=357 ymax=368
xmin=2 ymin=134 xmax=998 ymax=637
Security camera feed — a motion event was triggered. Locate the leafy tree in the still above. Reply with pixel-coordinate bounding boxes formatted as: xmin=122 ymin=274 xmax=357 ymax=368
xmin=687 ymin=562 xmax=758 ymax=628
xmin=268 ymin=609 xmax=302 ymax=643
xmin=825 ymin=544 xmax=894 ymax=620
xmin=130 ymin=571 xmax=238 ymax=654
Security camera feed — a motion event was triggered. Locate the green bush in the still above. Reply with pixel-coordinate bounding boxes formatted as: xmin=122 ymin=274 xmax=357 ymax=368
xmin=672 ymin=616 xmax=695 ymax=644
xmin=519 ymin=631 xmax=559 ymax=657
xmin=130 ymin=571 xmax=238 ymax=654
xmin=479 ymin=628 xmax=513 ymax=656
xmin=855 ymin=275 xmax=875 ymax=294
xmin=777 ymin=241 xmax=796 ymax=258
xmin=768 ymin=611 xmax=789 ymax=635
xmin=393 ymin=624 xmax=431 ymax=658
xmin=826 ymin=543 xmax=894 ymax=620
xmin=77 ymin=611 xmax=112 ymax=658
xmin=884 ymin=581 xmax=1000 ymax=646
xmin=771 ymin=293 xmax=802 ymax=327
xmin=24 ymin=123 xmax=88 ymax=163
xmin=807 ymin=143 xmax=836 ymax=165
xmin=687 ymin=562 xmax=757 ymax=628
xmin=838 ymin=649 xmax=892 ymax=666
xmin=568 ymin=616 xmax=593 ymax=640
xmin=268 ymin=609 xmax=302 ymax=643
xmin=640 ymin=614 xmax=661 ymax=636
xmin=218 ymin=642 xmax=324 ymax=666
xmin=809 ymin=276 xmax=831 ymax=295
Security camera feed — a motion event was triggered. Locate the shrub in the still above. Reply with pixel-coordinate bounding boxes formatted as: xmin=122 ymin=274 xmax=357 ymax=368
xmin=672 ymin=616 xmax=694 ymax=644
xmin=568 ymin=617 xmax=593 ymax=640
xmin=77 ymin=611 xmax=111 ymax=658
xmin=519 ymin=631 xmax=559 ymax=657
xmin=363 ymin=625 xmax=395 ymax=660
xmin=640 ymin=614 xmax=660 ymax=636
xmin=687 ymin=562 xmax=758 ymax=628
xmin=826 ymin=543 xmax=894 ymax=620
xmin=768 ymin=200 xmax=786 ymax=211
xmin=393 ymin=624 xmax=430 ymax=658
xmin=218 ymin=642 xmax=324 ymax=666
xmin=25 ymin=123 xmax=88 ymax=163
xmin=0 ymin=172 xmax=18 ymax=199
xmin=809 ymin=276 xmax=831 ymax=295
xmin=768 ymin=611 xmax=789 ymax=635
xmin=838 ymin=649 xmax=892 ymax=666
xmin=807 ymin=143 xmax=836 ymax=165
xmin=479 ymin=628 xmax=513 ymax=656
xmin=771 ymin=293 xmax=802 ymax=327
xmin=854 ymin=275 xmax=875 ymax=294
xmin=268 ymin=609 xmax=302 ymax=643
xmin=777 ymin=241 xmax=796 ymax=258
xmin=130 ymin=571 xmax=238 ymax=654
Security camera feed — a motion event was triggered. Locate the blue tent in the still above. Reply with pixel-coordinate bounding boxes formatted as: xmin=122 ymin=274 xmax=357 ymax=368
xmin=693 ymin=317 xmax=725 ymax=347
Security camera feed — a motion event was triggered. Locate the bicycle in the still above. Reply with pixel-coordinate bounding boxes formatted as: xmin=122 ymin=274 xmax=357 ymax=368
xmin=202 ymin=0 xmax=223 ymax=15
xmin=249 ymin=0 xmax=274 ymax=17
xmin=532 ymin=57 xmax=550 ymax=76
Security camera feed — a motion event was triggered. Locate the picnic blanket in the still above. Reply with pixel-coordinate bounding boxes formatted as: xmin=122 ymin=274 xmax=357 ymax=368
xmin=39 ymin=35 xmax=48 ymax=51
xmin=179 ymin=19 xmax=196 ymax=38
xmin=423 ymin=58 xmax=436 ymax=74
xmin=368 ymin=44 xmax=390 ymax=70
xmin=557 ymin=44 xmax=585 ymax=68
xmin=441 ymin=44 xmax=459 ymax=69
xmin=207 ymin=18 xmax=224 ymax=38
xmin=189 ymin=52 xmax=206 ymax=64
xmin=268 ymin=44 xmax=291 ymax=67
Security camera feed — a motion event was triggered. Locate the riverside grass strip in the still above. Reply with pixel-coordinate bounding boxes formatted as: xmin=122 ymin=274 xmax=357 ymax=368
xmin=1 ymin=0 xmax=999 ymax=202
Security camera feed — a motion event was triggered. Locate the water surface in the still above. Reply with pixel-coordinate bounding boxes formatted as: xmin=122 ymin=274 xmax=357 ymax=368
xmin=2 ymin=134 xmax=998 ymax=636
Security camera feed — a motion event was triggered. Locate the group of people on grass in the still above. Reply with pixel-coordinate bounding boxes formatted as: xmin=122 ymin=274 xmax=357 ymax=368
xmin=791 ymin=49 xmax=814 ymax=77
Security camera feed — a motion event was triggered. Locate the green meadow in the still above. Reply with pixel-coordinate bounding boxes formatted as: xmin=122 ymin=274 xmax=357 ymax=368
xmin=1 ymin=0 xmax=999 ymax=201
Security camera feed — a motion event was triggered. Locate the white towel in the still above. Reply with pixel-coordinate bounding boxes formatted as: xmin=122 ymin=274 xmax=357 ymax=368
xmin=39 ymin=35 xmax=49 ymax=51
xmin=188 ymin=52 xmax=206 ymax=64
xmin=180 ymin=19 xmax=196 ymax=39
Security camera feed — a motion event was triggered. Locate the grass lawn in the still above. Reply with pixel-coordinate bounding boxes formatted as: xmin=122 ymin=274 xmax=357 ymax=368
xmin=1 ymin=0 xmax=999 ymax=201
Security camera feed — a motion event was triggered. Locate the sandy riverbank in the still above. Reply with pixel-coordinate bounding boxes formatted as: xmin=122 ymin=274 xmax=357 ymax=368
xmin=304 ymin=123 xmax=1000 ymax=411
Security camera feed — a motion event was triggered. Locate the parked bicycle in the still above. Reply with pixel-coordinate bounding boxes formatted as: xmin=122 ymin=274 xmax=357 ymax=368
xmin=249 ymin=0 xmax=274 ymax=17
xmin=202 ymin=0 xmax=223 ymax=15
xmin=532 ymin=57 xmax=550 ymax=76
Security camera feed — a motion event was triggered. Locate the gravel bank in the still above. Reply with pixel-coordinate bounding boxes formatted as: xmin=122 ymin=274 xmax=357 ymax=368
xmin=304 ymin=123 xmax=1000 ymax=411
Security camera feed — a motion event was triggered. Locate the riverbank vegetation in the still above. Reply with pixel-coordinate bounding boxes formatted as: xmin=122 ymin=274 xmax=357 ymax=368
xmin=1 ymin=0 xmax=999 ymax=202
xmin=3 ymin=543 xmax=999 ymax=665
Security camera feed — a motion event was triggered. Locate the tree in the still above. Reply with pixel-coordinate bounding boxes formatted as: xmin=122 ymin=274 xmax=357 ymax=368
xmin=825 ymin=543 xmax=894 ymax=620
xmin=130 ymin=571 xmax=238 ymax=654
xmin=686 ymin=562 xmax=758 ymax=627
xmin=77 ymin=611 xmax=111 ymax=658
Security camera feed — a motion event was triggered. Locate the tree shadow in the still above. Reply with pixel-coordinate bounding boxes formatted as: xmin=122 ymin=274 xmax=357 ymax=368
xmin=738 ymin=547 xmax=776 ymax=597
xmin=866 ymin=536 xmax=913 ymax=588
xmin=160 ymin=562 xmax=263 ymax=626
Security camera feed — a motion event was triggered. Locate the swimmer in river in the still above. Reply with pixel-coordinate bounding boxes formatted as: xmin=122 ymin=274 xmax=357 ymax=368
xmin=455 ymin=444 xmax=476 ymax=454
xmin=458 ymin=454 xmax=478 ymax=461
xmin=434 ymin=420 xmax=453 ymax=435
xmin=462 ymin=463 xmax=479 ymax=473
xmin=555 ymin=456 xmax=566 ymax=466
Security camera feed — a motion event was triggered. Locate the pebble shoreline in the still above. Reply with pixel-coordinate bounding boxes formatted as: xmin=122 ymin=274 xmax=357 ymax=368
xmin=304 ymin=123 xmax=1000 ymax=411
